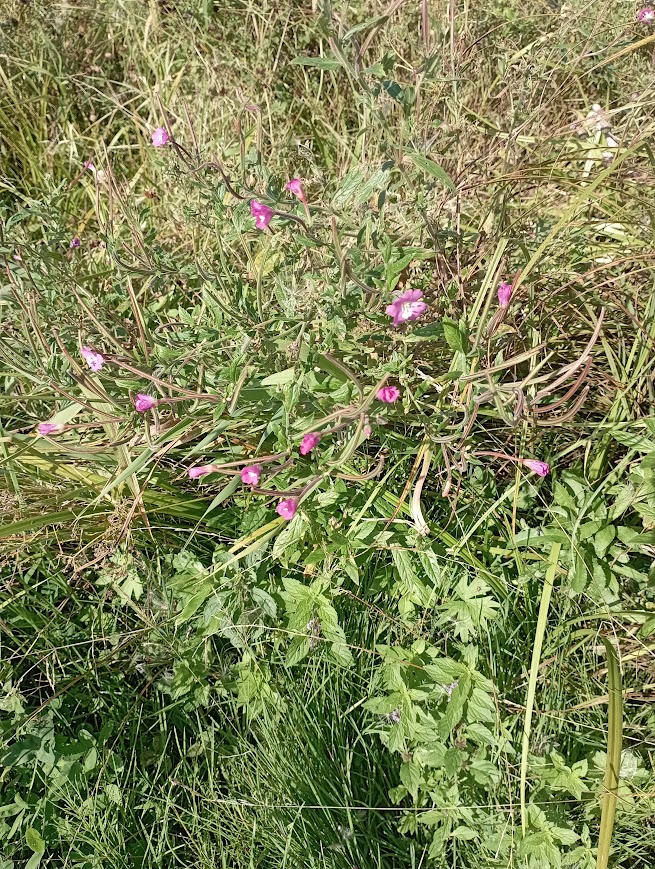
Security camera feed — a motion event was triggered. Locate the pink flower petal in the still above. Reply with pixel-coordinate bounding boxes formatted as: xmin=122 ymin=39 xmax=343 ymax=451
xmin=285 ymin=178 xmax=306 ymax=200
xmin=241 ymin=465 xmax=262 ymax=486
xmin=521 ymin=459 xmax=550 ymax=477
xmin=497 ymin=281 xmax=512 ymax=307
xmin=300 ymin=432 xmax=321 ymax=456
xmin=37 ymin=422 xmax=64 ymax=435
xmin=276 ymin=498 xmax=298 ymax=520
xmin=152 ymin=127 xmax=170 ymax=147
xmin=376 ymin=385 xmax=400 ymax=404
xmin=250 ymin=200 xmax=273 ymax=230
xmin=385 ymin=289 xmax=428 ymax=327
xmin=81 ymin=346 xmax=104 ymax=372
xmin=188 ymin=465 xmax=218 ymax=479
xmin=134 ymin=393 xmax=158 ymax=413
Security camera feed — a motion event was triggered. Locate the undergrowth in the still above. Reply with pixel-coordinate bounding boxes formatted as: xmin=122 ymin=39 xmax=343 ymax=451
xmin=2 ymin=1 xmax=655 ymax=867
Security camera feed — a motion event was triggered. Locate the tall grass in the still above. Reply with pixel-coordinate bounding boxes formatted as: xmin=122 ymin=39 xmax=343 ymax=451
xmin=2 ymin=1 xmax=655 ymax=867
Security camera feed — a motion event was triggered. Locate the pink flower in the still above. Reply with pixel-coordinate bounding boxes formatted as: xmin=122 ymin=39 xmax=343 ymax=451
xmin=377 ymin=385 xmax=400 ymax=404
xmin=285 ymin=178 xmax=307 ymax=201
xmin=300 ymin=433 xmax=321 ymax=455
xmin=250 ymin=200 xmax=273 ymax=230
xmin=363 ymin=424 xmax=373 ymax=438
xmin=637 ymin=6 xmax=655 ymax=20
xmin=188 ymin=465 xmax=219 ymax=479
xmin=276 ymin=498 xmax=298 ymax=520
xmin=152 ymin=127 xmax=170 ymax=147
xmin=69 ymin=237 xmax=81 ymax=249
xmin=497 ymin=281 xmax=512 ymax=307
xmin=241 ymin=465 xmax=262 ymax=486
xmin=37 ymin=422 xmax=64 ymax=436
xmin=81 ymin=346 xmax=104 ymax=372
xmin=385 ymin=289 xmax=428 ymax=327
xmin=134 ymin=393 xmax=158 ymax=413
xmin=83 ymin=160 xmax=95 ymax=171
xmin=521 ymin=459 xmax=550 ymax=477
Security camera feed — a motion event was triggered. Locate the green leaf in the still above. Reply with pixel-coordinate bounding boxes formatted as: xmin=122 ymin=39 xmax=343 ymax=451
xmin=291 ymin=55 xmax=343 ymax=70
xmin=441 ymin=318 xmax=465 ymax=352
xmin=342 ymin=15 xmax=388 ymax=40
xmin=260 ymin=367 xmax=297 ymax=386
xmin=451 ymin=826 xmax=478 ymax=840
xmin=399 ymin=761 xmax=421 ymax=800
xmin=272 ymin=512 xmax=309 ymax=561
xmin=26 ymin=827 xmax=45 ymax=869
xmin=610 ymin=429 xmax=655 ymax=452
xmin=404 ymin=150 xmax=457 ymax=193
xmin=26 ymin=828 xmax=45 ymax=853
xmin=594 ymin=524 xmax=615 ymax=558
xmin=332 ymin=166 xmax=390 ymax=208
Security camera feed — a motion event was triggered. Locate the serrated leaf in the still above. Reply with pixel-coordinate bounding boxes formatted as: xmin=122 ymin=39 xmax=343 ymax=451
xmin=399 ymin=761 xmax=421 ymax=800
xmin=594 ymin=524 xmax=615 ymax=557
xmin=272 ymin=512 xmax=309 ymax=561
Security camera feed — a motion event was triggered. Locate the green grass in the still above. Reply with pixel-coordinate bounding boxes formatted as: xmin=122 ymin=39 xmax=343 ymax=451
xmin=3 ymin=0 xmax=655 ymax=866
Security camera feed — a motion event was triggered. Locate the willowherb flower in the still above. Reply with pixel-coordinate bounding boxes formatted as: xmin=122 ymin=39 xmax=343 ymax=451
xmin=250 ymin=200 xmax=273 ymax=230
xmin=188 ymin=465 xmax=218 ymax=479
xmin=285 ymin=178 xmax=307 ymax=201
xmin=276 ymin=498 xmax=298 ymax=520
xmin=377 ymin=385 xmax=400 ymax=404
xmin=83 ymin=160 xmax=95 ymax=171
xmin=37 ymin=422 xmax=64 ymax=436
xmin=497 ymin=281 xmax=512 ymax=307
xmin=151 ymin=127 xmax=170 ymax=147
xmin=69 ymin=237 xmax=81 ymax=250
xmin=240 ymin=465 xmax=261 ymax=486
xmin=81 ymin=346 xmax=104 ymax=372
xmin=637 ymin=6 xmax=655 ymax=20
xmin=385 ymin=289 xmax=428 ymax=327
xmin=134 ymin=393 xmax=158 ymax=413
xmin=363 ymin=423 xmax=372 ymax=438
xmin=521 ymin=458 xmax=550 ymax=477
xmin=300 ymin=432 xmax=321 ymax=455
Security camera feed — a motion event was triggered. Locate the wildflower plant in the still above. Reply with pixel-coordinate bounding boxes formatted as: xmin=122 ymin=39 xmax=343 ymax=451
xmin=4 ymin=5 xmax=655 ymax=863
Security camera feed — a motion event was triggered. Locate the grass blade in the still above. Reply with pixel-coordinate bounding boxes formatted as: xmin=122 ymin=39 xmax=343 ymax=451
xmin=520 ymin=542 xmax=561 ymax=831
xmin=596 ymin=638 xmax=623 ymax=869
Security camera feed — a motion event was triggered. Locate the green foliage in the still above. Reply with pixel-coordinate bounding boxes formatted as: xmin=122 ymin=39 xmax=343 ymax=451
xmin=3 ymin=0 xmax=655 ymax=866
